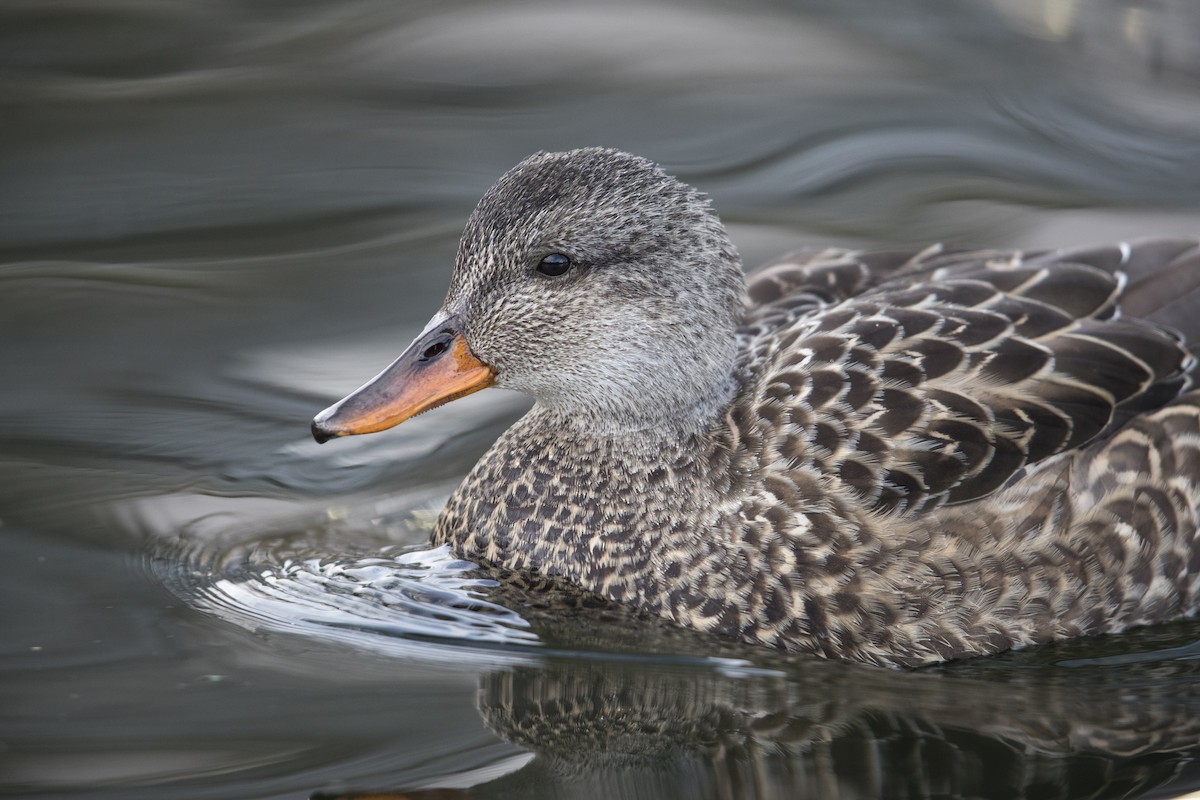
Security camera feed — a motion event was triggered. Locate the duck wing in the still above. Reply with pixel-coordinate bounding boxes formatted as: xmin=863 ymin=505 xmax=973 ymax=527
xmin=742 ymin=242 xmax=1196 ymax=515
xmin=742 ymin=246 xmax=918 ymax=336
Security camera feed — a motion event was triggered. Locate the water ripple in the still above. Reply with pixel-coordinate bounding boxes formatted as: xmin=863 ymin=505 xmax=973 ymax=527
xmin=205 ymin=545 xmax=539 ymax=654
xmin=150 ymin=501 xmax=546 ymax=669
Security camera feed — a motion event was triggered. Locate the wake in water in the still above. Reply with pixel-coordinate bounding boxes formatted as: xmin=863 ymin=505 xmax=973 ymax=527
xmin=147 ymin=497 xmax=545 ymax=667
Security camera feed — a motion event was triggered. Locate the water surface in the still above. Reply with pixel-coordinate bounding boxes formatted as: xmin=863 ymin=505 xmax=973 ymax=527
xmin=4 ymin=1 xmax=1200 ymax=797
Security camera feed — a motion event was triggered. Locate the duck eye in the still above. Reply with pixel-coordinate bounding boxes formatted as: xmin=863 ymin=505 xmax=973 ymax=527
xmin=536 ymin=253 xmax=572 ymax=277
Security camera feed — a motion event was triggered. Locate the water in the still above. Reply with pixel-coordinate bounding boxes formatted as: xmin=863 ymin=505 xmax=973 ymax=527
xmin=3 ymin=1 xmax=1200 ymax=797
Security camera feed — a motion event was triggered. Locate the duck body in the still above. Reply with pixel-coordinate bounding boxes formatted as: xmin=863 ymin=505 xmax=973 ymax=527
xmin=314 ymin=149 xmax=1200 ymax=667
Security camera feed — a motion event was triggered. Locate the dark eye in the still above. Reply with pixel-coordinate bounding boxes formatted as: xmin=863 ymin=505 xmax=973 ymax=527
xmin=536 ymin=253 xmax=572 ymax=277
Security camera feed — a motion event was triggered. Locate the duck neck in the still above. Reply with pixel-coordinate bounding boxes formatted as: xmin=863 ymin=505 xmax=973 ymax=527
xmin=545 ymin=369 xmax=740 ymax=440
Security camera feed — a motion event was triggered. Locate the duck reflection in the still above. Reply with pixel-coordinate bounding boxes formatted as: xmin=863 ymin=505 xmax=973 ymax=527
xmin=320 ymin=619 xmax=1200 ymax=800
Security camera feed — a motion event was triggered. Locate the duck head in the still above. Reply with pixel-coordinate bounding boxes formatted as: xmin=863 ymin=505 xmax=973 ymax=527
xmin=312 ymin=148 xmax=746 ymax=443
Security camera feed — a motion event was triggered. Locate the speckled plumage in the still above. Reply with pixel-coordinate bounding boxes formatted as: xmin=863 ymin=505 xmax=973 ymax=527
xmin=353 ymin=148 xmax=1200 ymax=667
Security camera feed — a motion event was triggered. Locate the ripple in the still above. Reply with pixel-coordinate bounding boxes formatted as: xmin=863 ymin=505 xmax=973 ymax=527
xmin=206 ymin=545 xmax=539 ymax=653
xmin=150 ymin=502 xmax=546 ymax=669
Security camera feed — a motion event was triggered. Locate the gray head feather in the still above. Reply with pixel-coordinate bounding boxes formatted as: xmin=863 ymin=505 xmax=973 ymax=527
xmin=443 ymin=148 xmax=747 ymax=432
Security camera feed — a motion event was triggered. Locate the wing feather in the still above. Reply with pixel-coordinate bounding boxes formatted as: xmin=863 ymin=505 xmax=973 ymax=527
xmin=739 ymin=244 xmax=1193 ymax=515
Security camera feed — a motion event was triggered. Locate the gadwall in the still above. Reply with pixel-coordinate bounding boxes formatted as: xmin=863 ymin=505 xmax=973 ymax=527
xmin=313 ymin=148 xmax=1200 ymax=667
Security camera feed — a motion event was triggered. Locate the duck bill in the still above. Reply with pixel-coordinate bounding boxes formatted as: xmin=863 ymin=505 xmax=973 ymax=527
xmin=311 ymin=318 xmax=495 ymax=443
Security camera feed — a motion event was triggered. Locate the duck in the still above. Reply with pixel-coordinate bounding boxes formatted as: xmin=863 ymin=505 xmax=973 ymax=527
xmin=312 ymin=147 xmax=1200 ymax=668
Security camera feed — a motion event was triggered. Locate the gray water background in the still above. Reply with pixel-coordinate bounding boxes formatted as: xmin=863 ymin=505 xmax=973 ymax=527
xmin=4 ymin=1 xmax=1200 ymax=798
